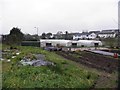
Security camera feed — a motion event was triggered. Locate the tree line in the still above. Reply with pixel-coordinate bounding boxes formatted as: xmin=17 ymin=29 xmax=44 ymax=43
xmin=2 ymin=27 xmax=118 ymax=48
xmin=2 ymin=27 xmax=72 ymax=45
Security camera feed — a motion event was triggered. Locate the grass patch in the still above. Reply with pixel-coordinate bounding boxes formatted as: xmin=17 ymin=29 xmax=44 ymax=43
xmin=2 ymin=45 xmax=99 ymax=88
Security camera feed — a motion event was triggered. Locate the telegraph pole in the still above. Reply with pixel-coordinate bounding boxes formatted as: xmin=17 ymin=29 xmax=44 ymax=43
xmin=34 ymin=27 xmax=41 ymax=47
xmin=118 ymin=1 xmax=120 ymax=48
xmin=34 ymin=27 xmax=39 ymax=41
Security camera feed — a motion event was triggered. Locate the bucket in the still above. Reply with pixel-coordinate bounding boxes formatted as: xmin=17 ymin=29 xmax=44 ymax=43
xmin=114 ymin=53 xmax=118 ymax=58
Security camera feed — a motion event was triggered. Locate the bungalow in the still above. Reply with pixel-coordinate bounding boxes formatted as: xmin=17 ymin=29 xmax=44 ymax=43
xmin=88 ymin=32 xmax=97 ymax=39
xmin=73 ymin=32 xmax=89 ymax=40
xmin=88 ymin=31 xmax=100 ymax=39
xmin=73 ymin=31 xmax=99 ymax=40
xmin=98 ymin=30 xmax=117 ymax=38
xmin=73 ymin=29 xmax=118 ymax=40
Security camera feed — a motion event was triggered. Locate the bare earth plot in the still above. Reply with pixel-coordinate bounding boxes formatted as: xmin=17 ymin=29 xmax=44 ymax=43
xmin=56 ymin=51 xmax=118 ymax=73
xmin=56 ymin=51 xmax=119 ymax=88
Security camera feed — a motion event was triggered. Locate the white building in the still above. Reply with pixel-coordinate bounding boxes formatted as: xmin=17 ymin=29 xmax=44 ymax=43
xmin=73 ymin=30 xmax=117 ymax=40
xmin=88 ymin=33 xmax=97 ymax=39
xmin=40 ymin=39 xmax=102 ymax=47
xmin=98 ymin=31 xmax=116 ymax=38
xmin=73 ymin=32 xmax=97 ymax=40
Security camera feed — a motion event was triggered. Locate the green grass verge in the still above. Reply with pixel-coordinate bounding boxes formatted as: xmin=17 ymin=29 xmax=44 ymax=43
xmin=2 ymin=45 xmax=98 ymax=88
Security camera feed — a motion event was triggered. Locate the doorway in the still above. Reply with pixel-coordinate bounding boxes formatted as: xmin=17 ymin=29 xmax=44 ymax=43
xmin=46 ymin=43 xmax=52 ymax=47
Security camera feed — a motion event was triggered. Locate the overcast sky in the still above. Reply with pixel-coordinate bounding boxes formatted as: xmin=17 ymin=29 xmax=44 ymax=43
xmin=1 ymin=0 xmax=119 ymax=35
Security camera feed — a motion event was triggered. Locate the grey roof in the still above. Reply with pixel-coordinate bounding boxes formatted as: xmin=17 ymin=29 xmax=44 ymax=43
xmin=101 ymin=30 xmax=113 ymax=32
xmin=101 ymin=29 xmax=118 ymax=33
xmin=74 ymin=32 xmax=89 ymax=36
xmin=89 ymin=31 xmax=100 ymax=34
xmin=100 ymin=29 xmax=118 ymax=34
xmin=99 ymin=32 xmax=115 ymax=34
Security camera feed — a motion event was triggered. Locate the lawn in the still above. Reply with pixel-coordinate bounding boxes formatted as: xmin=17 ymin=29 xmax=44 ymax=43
xmin=2 ymin=45 xmax=99 ymax=88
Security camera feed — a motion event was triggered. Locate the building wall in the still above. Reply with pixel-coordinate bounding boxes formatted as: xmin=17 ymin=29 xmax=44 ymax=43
xmin=88 ymin=33 xmax=97 ymax=39
xmin=98 ymin=33 xmax=116 ymax=38
xmin=40 ymin=39 xmax=102 ymax=47
xmin=73 ymin=33 xmax=97 ymax=40
xmin=73 ymin=35 xmax=81 ymax=40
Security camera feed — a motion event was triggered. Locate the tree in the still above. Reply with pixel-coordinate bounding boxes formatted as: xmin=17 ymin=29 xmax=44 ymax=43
xmin=65 ymin=31 xmax=68 ymax=40
xmin=57 ymin=31 xmax=63 ymax=35
xmin=102 ymin=37 xmax=118 ymax=48
xmin=46 ymin=33 xmax=52 ymax=39
xmin=41 ymin=33 xmax=46 ymax=39
xmin=7 ymin=27 xmax=24 ymax=45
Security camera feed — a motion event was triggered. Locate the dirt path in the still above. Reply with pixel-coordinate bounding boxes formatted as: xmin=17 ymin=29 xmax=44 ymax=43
xmin=90 ymin=72 xmax=118 ymax=89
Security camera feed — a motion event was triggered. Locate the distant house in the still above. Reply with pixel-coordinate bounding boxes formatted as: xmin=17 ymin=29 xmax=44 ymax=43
xmin=88 ymin=31 xmax=100 ymax=39
xmin=88 ymin=32 xmax=97 ymax=39
xmin=98 ymin=29 xmax=117 ymax=38
xmin=53 ymin=32 xmax=73 ymax=40
xmin=73 ymin=31 xmax=99 ymax=40
xmin=73 ymin=32 xmax=89 ymax=40
xmin=73 ymin=29 xmax=118 ymax=40
xmin=73 ymin=33 xmax=81 ymax=40
xmin=53 ymin=31 xmax=64 ymax=39
xmin=80 ymin=32 xmax=89 ymax=39
xmin=53 ymin=34 xmax=64 ymax=39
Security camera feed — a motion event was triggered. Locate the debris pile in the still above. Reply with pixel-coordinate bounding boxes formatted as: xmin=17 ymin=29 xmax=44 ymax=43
xmin=20 ymin=54 xmax=54 ymax=66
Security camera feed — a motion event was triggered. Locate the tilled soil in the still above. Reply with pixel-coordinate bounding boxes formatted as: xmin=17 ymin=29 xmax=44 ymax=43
xmin=56 ymin=51 xmax=119 ymax=73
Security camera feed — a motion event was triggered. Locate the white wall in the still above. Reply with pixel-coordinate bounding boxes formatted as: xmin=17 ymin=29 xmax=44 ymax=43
xmin=40 ymin=39 xmax=102 ymax=47
xmin=98 ymin=33 xmax=116 ymax=38
xmin=73 ymin=33 xmax=97 ymax=40
xmin=88 ymin=33 xmax=97 ymax=39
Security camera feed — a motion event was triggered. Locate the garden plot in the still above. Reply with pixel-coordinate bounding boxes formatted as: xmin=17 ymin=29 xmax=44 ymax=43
xmin=56 ymin=51 xmax=118 ymax=73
